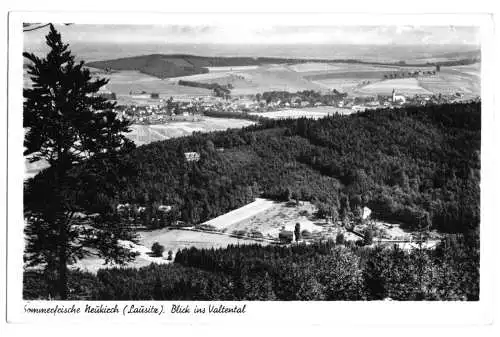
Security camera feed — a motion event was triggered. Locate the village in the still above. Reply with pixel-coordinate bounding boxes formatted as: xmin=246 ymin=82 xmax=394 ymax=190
xmin=106 ymin=87 xmax=472 ymax=125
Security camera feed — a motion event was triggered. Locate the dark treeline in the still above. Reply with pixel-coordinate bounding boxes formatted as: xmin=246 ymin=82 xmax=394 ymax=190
xmin=258 ymin=89 xmax=347 ymax=105
xmin=24 ymin=234 xmax=478 ymax=300
xmin=177 ymin=80 xmax=232 ymax=97
xmin=78 ymin=102 xmax=481 ymax=234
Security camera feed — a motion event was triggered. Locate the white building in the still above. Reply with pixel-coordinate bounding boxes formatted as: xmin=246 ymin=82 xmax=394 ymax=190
xmin=392 ymin=89 xmax=406 ymax=104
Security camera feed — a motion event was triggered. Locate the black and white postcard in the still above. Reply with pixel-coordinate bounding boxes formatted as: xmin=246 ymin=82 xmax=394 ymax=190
xmin=3 ymin=7 xmax=498 ymax=334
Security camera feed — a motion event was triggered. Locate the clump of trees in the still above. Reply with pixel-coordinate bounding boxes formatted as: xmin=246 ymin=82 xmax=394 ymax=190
xmin=151 ymin=242 xmax=165 ymax=257
xmin=259 ymin=89 xmax=347 ymax=106
xmin=177 ymin=80 xmax=231 ymax=98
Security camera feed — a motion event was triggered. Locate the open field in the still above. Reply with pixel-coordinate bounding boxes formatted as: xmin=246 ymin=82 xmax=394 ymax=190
xmin=418 ymin=65 xmax=480 ymax=97
xmin=191 ymin=64 xmax=326 ymax=95
xmin=85 ymin=61 xmax=481 ymax=100
xmin=202 ymin=198 xmax=326 ymax=240
xmin=213 ymin=200 xmax=324 ymax=239
xmin=313 ymin=78 xmax=367 ymax=93
xmin=25 ymin=157 xmax=50 ymax=180
xmin=139 ymin=229 xmax=264 ymax=253
xmin=288 ymin=62 xmax=344 ymax=73
xmin=88 ymin=68 xmax=211 ymax=101
xmin=69 ymin=241 xmax=171 ymax=274
xmin=28 ymin=57 xmax=481 ymax=104
xmin=126 ymin=117 xmax=255 ymax=146
xmin=203 ymin=198 xmax=276 ymax=230
xmin=206 ymin=65 xmax=260 ymax=72
xmin=249 ymin=106 xmax=353 ymax=120
xmin=355 ymin=78 xmax=432 ymax=95
xmin=70 ymin=229 xmax=265 ymax=273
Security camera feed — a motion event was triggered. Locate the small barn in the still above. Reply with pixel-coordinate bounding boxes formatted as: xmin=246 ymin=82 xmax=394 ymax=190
xmin=279 ymin=230 xmax=294 ymax=244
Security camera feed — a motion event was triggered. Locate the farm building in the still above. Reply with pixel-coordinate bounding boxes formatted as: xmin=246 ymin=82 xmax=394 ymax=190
xmin=158 ymin=205 xmax=173 ymax=213
xmin=362 ymin=207 xmax=372 ymax=220
xmin=279 ymin=230 xmax=294 ymax=244
xmin=184 ymin=152 xmax=201 ymax=162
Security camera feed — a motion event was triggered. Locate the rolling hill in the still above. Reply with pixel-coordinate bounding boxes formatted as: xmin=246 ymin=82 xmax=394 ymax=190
xmin=87 ymin=54 xmax=481 ymax=80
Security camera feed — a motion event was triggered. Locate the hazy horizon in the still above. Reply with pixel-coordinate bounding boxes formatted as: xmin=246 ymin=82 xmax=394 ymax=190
xmin=24 ymin=41 xmax=480 ymax=64
xmin=23 ymin=24 xmax=480 ymax=62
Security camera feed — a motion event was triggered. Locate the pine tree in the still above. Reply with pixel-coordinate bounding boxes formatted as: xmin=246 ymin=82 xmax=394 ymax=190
xmin=23 ymin=24 xmax=137 ymax=299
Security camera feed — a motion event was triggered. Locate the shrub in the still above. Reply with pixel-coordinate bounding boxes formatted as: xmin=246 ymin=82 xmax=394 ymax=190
xmin=167 ymin=250 xmax=173 ymax=261
xmin=336 ymin=232 xmax=345 ymax=245
xmin=231 ymin=230 xmax=247 ymax=237
xmin=364 ymin=229 xmax=374 ymax=246
xmin=151 ymin=242 xmax=165 ymax=257
xmin=301 ymin=230 xmax=312 ymax=239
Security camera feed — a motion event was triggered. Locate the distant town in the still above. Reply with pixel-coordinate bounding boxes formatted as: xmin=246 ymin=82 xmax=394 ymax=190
xmin=105 ymin=86 xmax=478 ymax=125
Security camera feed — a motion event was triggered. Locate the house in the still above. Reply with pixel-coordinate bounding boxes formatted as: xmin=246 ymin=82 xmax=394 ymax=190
xmin=362 ymin=207 xmax=372 ymax=220
xmin=279 ymin=230 xmax=294 ymax=244
xmin=351 ymin=105 xmax=365 ymax=112
xmin=184 ymin=152 xmax=200 ymax=162
xmin=158 ymin=205 xmax=172 ymax=213
xmin=116 ymin=203 xmax=131 ymax=211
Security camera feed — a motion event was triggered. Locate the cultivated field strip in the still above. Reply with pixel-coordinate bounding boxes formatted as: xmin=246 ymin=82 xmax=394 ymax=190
xmin=202 ymin=198 xmax=276 ymax=230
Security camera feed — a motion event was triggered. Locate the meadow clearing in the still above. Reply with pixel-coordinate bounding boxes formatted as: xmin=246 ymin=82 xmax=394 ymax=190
xmin=249 ymin=106 xmax=354 ymax=120
xmin=126 ymin=117 xmax=255 ymax=146
xmin=288 ymin=62 xmax=344 ymax=73
xmin=355 ymin=78 xmax=432 ymax=96
xmin=203 ymin=199 xmax=325 ymax=240
xmin=418 ymin=64 xmax=480 ymax=97
xmin=70 ymin=229 xmax=265 ymax=273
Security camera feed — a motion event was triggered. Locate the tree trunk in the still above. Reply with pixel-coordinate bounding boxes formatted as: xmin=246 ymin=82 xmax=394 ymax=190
xmin=58 ymin=218 xmax=69 ymax=300
xmin=56 ymin=150 xmax=69 ymax=300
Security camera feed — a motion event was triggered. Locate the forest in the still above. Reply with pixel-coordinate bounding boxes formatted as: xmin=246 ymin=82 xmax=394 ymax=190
xmin=70 ymin=102 xmax=481 ymax=235
xmin=24 ymin=101 xmax=481 ymax=300
xmin=24 ymin=234 xmax=479 ymax=301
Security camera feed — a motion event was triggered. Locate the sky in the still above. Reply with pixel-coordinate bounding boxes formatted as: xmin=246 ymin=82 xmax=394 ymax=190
xmin=23 ymin=24 xmax=480 ymax=46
